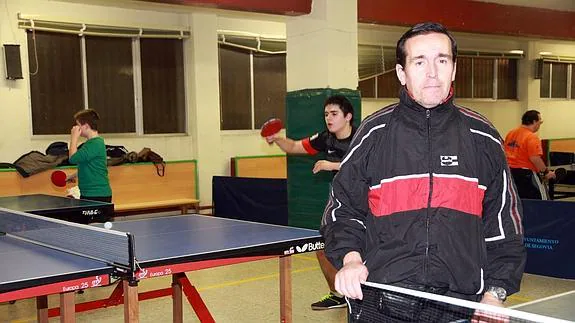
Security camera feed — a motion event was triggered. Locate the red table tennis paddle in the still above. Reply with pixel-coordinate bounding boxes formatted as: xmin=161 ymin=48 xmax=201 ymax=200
xmin=260 ymin=118 xmax=283 ymax=138
xmin=51 ymin=170 xmax=67 ymax=187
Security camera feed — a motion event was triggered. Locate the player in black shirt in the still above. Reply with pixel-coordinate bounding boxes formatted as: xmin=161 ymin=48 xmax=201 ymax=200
xmin=266 ymin=95 xmax=356 ymax=310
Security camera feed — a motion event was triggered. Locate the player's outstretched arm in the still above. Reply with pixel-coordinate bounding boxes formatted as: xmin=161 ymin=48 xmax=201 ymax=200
xmin=267 ymin=135 xmax=307 ymax=154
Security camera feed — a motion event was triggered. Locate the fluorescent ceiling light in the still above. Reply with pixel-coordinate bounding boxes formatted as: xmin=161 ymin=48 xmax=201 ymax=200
xmin=509 ymin=50 xmax=523 ymax=54
xmin=539 ymin=51 xmax=553 ymax=55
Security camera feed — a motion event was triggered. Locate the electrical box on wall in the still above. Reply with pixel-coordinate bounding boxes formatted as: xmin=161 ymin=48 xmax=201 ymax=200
xmin=3 ymin=44 xmax=24 ymax=80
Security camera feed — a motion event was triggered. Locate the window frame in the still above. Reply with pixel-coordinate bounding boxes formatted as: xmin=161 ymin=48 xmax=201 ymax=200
xmin=84 ymin=35 xmax=137 ymax=134
xmin=540 ymin=61 xmax=573 ymax=100
xmin=26 ymin=31 xmax=84 ymax=136
xmin=22 ymin=19 xmax=189 ymax=136
xmin=218 ymin=43 xmax=286 ymax=131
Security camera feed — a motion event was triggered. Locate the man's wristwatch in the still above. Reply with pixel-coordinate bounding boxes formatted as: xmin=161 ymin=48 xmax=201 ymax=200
xmin=486 ymin=286 xmax=507 ymax=302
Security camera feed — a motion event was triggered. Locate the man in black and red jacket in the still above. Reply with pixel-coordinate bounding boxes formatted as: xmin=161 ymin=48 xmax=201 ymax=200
xmin=321 ymin=22 xmax=525 ymax=322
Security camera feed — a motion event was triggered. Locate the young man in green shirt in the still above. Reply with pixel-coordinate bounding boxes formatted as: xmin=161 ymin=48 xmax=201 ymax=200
xmin=69 ymin=109 xmax=112 ymax=205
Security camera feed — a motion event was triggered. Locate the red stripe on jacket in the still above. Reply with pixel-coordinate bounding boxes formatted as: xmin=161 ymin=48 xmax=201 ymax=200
xmin=301 ymin=138 xmax=319 ymax=155
xmin=368 ymin=176 xmax=429 ymax=216
xmin=431 ymin=176 xmax=484 ymax=217
xmin=368 ymin=175 xmax=484 ymax=217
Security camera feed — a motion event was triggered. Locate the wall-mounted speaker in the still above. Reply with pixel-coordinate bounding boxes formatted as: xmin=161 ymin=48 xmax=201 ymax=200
xmin=3 ymin=44 xmax=23 ymax=80
xmin=534 ymin=58 xmax=544 ymax=80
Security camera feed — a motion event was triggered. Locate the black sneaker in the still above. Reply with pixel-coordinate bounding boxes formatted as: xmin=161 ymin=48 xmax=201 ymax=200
xmin=311 ymin=293 xmax=347 ymax=310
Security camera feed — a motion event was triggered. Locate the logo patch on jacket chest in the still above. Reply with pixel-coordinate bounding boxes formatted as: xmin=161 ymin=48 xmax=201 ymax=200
xmin=440 ymin=155 xmax=459 ymax=166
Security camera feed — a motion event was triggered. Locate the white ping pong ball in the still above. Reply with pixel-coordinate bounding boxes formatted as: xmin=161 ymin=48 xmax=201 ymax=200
xmin=104 ymin=222 xmax=113 ymax=229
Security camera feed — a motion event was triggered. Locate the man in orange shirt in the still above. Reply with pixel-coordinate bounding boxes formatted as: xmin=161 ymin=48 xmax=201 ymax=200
xmin=504 ymin=110 xmax=555 ymax=199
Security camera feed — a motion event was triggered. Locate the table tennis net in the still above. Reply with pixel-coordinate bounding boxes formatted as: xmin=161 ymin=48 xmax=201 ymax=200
xmin=348 ymin=282 xmax=571 ymax=323
xmin=0 ymin=208 xmax=134 ymax=272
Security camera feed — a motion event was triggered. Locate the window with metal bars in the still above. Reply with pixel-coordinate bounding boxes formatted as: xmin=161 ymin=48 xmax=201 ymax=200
xmin=22 ymin=17 xmax=188 ymax=135
xmin=218 ymin=44 xmax=286 ymax=131
xmin=539 ymin=60 xmax=574 ymax=99
xmin=26 ymin=31 xmax=186 ymax=135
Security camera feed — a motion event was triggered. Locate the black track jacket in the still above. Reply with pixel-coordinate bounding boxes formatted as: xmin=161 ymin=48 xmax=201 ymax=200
xmin=321 ymin=88 xmax=526 ymax=296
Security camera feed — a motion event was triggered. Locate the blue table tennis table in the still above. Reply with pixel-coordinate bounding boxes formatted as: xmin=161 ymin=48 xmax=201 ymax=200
xmin=0 ymin=212 xmax=323 ymax=322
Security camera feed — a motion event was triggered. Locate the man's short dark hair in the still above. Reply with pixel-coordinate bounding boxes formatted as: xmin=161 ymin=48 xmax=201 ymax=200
xmin=522 ymin=110 xmax=540 ymax=125
xmin=74 ymin=109 xmax=100 ymax=131
xmin=324 ymin=95 xmax=354 ymax=124
xmin=396 ymin=22 xmax=458 ymax=68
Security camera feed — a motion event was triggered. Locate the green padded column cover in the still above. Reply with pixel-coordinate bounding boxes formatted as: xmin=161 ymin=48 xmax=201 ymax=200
xmin=286 ymin=88 xmax=361 ymax=229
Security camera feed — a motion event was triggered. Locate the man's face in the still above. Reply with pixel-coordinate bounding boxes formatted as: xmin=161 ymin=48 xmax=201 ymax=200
xmin=533 ymin=114 xmax=543 ymax=132
xmin=396 ymin=32 xmax=456 ymax=109
xmin=324 ymin=104 xmax=351 ymax=134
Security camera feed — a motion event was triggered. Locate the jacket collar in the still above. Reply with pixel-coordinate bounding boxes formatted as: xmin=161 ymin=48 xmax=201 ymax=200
xmin=400 ymin=86 xmax=454 ymax=114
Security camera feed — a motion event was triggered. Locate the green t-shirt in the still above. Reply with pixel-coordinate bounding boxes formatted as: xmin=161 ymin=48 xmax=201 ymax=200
xmin=69 ymin=136 xmax=112 ymax=197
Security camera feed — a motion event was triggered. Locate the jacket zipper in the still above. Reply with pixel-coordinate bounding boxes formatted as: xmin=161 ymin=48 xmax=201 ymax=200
xmin=425 ymin=109 xmax=432 ymax=285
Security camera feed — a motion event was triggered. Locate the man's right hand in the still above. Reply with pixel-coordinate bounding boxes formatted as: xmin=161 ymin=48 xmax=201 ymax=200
xmin=70 ymin=125 xmax=82 ymax=140
xmin=335 ymin=251 xmax=369 ymax=300
xmin=545 ymin=170 xmax=556 ymax=180
xmin=265 ymin=134 xmax=279 ymax=144
xmin=66 ymin=173 xmax=78 ymax=183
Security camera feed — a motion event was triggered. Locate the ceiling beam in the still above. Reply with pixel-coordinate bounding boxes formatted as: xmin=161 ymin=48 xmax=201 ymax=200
xmin=358 ymin=0 xmax=575 ymax=40
xmin=136 ymin=0 xmax=575 ymax=40
xmin=136 ymin=0 xmax=312 ymax=16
